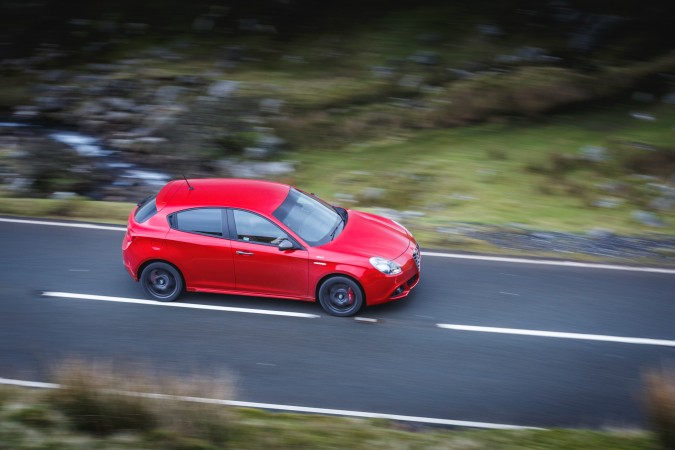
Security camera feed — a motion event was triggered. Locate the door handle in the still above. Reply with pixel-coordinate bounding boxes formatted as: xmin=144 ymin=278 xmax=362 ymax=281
xmin=236 ymin=250 xmax=254 ymax=256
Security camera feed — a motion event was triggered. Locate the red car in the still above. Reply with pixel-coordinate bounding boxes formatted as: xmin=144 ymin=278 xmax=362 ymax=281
xmin=122 ymin=178 xmax=420 ymax=316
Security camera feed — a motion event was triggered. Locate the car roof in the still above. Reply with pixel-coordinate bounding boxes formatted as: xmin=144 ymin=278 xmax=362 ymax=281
xmin=157 ymin=178 xmax=291 ymax=214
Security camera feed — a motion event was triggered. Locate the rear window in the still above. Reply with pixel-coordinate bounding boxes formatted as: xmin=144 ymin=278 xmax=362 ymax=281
xmin=134 ymin=195 xmax=157 ymax=223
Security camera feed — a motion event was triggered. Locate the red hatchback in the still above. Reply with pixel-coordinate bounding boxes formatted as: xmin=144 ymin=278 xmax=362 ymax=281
xmin=122 ymin=178 xmax=420 ymax=316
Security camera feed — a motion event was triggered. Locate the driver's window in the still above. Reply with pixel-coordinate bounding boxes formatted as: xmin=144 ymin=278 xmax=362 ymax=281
xmin=233 ymin=210 xmax=289 ymax=245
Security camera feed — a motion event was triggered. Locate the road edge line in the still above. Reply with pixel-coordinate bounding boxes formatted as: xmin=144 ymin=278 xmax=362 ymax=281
xmin=0 ymin=377 xmax=542 ymax=430
xmin=422 ymin=252 xmax=675 ymax=274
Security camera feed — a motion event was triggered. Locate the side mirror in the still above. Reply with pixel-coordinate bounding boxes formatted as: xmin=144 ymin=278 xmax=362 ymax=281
xmin=278 ymin=239 xmax=294 ymax=251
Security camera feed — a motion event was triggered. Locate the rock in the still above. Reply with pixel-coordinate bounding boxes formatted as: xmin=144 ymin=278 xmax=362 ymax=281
xmin=371 ymin=66 xmax=395 ymax=78
xmin=586 ymin=228 xmax=614 ymax=238
xmin=334 ymin=193 xmax=357 ymax=203
xmin=103 ymin=111 xmax=136 ymax=123
xmin=592 ymin=198 xmax=623 ymax=209
xmin=402 ymin=210 xmax=425 ymax=218
xmin=448 ymin=68 xmax=474 ymax=80
xmin=361 ymin=187 xmax=386 ymax=201
xmin=154 ymin=85 xmax=184 ymax=104
xmin=650 ymin=195 xmax=675 ymax=211
xmin=476 ymin=24 xmax=502 ymax=36
xmin=579 ymin=145 xmax=608 ymax=162
xmin=408 ymin=51 xmax=440 ymax=65
xmin=631 ymin=210 xmax=664 ymax=227
xmin=257 ymin=134 xmax=284 ymax=150
xmin=207 ymin=80 xmax=239 ymax=98
xmin=243 ymin=147 xmax=268 ymax=159
xmin=398 ymin=74 xmax=423 ymax=89
xmin=259 ymin=98 xmax=284 ymax=114
xmin=13 ymin=105 xmax=39 ymax=118
xmin=662 ymin=92 xmax=675 ymax=104
xmin=218 ymin=159 xmax=295 ymax=178
xmin=102 ymin=97 xmax=136 ymax=111
xmin=36 ymin=96 xmax=67 ymax=112
xmin=50 ymin=191 xmax=77 ymax=199
xmin=631 ymin=112 xmax=656 ymax=121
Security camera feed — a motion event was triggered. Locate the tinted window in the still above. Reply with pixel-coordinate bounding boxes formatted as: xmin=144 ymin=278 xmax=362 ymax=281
xmin=135 ymin=196 xmax=157 ymax=223
xmin=174 ymin=209 xmax=223 ymax=237
xmin=273 ymin=188 xmax=342 ymax=246
xmin=233 ymin=210 xmax=289 ymax=245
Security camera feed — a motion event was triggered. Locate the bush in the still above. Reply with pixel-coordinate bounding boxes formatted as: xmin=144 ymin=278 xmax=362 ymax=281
xmin=46 ymin=358 xmax=234 ymax=444
xmin=644 ymin=367 xmax=675 ymax=450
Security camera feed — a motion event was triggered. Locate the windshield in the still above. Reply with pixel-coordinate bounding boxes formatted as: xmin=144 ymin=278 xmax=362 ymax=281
xmin=273 ymin=188 xmax=343 ymax=246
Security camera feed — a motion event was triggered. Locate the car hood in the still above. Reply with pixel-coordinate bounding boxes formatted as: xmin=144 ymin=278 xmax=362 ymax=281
xmin=325 ymin=210 xmax=411 ymax=260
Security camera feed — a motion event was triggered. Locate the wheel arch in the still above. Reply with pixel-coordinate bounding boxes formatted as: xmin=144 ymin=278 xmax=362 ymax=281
xmin=314 ymin=272 xmax=366 ymax=303
xmin=137 ymin=259 xmax=186 ymax=287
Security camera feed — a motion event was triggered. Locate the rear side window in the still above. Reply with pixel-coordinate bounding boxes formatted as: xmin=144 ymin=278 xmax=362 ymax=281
xmin=173 ymin=208 xmax=224 ymax=237
xmin=135 ymin=196 xmax=157 ymax=223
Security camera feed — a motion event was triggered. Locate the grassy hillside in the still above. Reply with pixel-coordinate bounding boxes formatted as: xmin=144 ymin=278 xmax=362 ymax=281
xmin=1 ymin=1 xmax=674 ymax=256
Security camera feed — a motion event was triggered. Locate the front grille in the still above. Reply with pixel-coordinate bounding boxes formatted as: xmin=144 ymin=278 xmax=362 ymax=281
xmin=412 ymin=244 xmax=421 ymax=270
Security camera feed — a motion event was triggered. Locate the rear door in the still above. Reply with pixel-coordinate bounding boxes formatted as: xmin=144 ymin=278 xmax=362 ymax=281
xmin=164 ymin=208 xmax=236 ymax=291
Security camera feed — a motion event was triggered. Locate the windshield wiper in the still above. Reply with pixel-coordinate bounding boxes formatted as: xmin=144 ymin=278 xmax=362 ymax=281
xmin=329 ymin=218 xmax=344 ymax=241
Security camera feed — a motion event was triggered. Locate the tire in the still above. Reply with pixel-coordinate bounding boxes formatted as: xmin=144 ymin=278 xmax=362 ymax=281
xmin=140 ymin=262 xmax=183 ymax=302
xmin=318 ymin=276 xmax=363 ymax=317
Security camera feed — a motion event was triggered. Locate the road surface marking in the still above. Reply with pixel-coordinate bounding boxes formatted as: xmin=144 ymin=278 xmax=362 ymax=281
xmin=3 ymin=217 xmax=674 ymax=274
xmin=499 ymin=292 xmax=520 ymax=296
xmin=437 ymin=324 xmax=675 ymax=347
xmin=41 ymin=292 xmax=320 ymax=319
xmin=422 ymin=251 xmax=675 ymax=274
xmin=0 ymin=217 xmax=126 ymax=231
xmin=354 ymin=317 xmax=378 ymax=323
xmin=0 ymin=377 xmax=541 ymax=430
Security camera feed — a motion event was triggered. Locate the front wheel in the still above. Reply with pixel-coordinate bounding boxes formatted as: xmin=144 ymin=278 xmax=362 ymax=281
xmin=140 ymin=262 xmax=183 ymax=302
xmin=318 ymin=276 xmax=364 ymax=317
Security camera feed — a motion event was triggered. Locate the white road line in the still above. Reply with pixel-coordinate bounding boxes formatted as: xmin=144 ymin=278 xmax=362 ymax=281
xmin=354 ymin=317 xmax=378 ymax=323
xmin=41 ymin=292 xmax=320 ymax=319
xmin=0 ymin=377 xmax=541 ymax=430
xmin=422 ymin=251 xmax=675 ymax=274
xmin=499 ymin=292 xmax=520 ymax=296
xmin=3 ymin=217 xmax=674 ymax=274
xmin=437 ymin=324 xmax=675 ymax=347
xmin=0 ymin=217 xmax=125 ymax=231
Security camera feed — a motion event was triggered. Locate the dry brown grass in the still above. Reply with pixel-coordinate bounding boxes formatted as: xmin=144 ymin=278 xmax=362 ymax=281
xmin=46 ymin=358 xmax=234 ymax=444
xmin=644 ymin=367 xmax=675 ymax=450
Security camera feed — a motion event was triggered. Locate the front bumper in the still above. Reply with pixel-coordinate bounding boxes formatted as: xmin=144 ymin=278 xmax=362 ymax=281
xmin=364 ymin=243 xmax=421 ymax=306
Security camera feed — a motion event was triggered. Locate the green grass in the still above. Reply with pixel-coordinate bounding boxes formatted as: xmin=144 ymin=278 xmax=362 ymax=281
xmin=0 ymin=196 xmax=132 ymax=224
xmin=0 ymin=385 xmax=658 ymax=450
xmin=289 ymin=102 xmax=675 ymax=238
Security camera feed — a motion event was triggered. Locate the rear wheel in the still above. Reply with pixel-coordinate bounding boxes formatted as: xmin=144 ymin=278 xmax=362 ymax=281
xmin=140 ymin=262 xmax=183 ymax=302
xmin=318 ymin=276 xmax=363 ymax=317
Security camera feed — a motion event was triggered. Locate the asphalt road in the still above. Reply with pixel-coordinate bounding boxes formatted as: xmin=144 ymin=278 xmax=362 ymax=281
xmin=1 ymin=218 xmax=674 ymax=429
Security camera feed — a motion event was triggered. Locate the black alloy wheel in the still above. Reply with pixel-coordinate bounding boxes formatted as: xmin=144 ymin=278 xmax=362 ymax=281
xmin=318 ymin=276 xmax=364 ymax=317
xmin=140 ymin=262 xmax=183 ymax=302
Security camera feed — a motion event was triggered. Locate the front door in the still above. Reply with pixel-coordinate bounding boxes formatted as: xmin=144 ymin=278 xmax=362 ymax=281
xmin=229 ymin=209 xmax=308 ymax=298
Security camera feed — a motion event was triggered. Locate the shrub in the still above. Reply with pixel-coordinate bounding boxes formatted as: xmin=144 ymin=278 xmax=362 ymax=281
xmin=643 ymin=367 xmax=675 ymax=450
xmin=46 ymin=358 xmax=234 ymax=444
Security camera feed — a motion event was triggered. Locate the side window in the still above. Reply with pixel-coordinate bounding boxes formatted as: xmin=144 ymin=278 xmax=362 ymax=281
xmin=233 ymin=210 xmax=289 ymax=245
xmin=173 ymin=208 xmax=223 ymax=237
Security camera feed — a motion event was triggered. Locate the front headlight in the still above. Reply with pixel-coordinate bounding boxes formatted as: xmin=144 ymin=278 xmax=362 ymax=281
xmin=369 ymin=257 xmax=402 ymax=275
